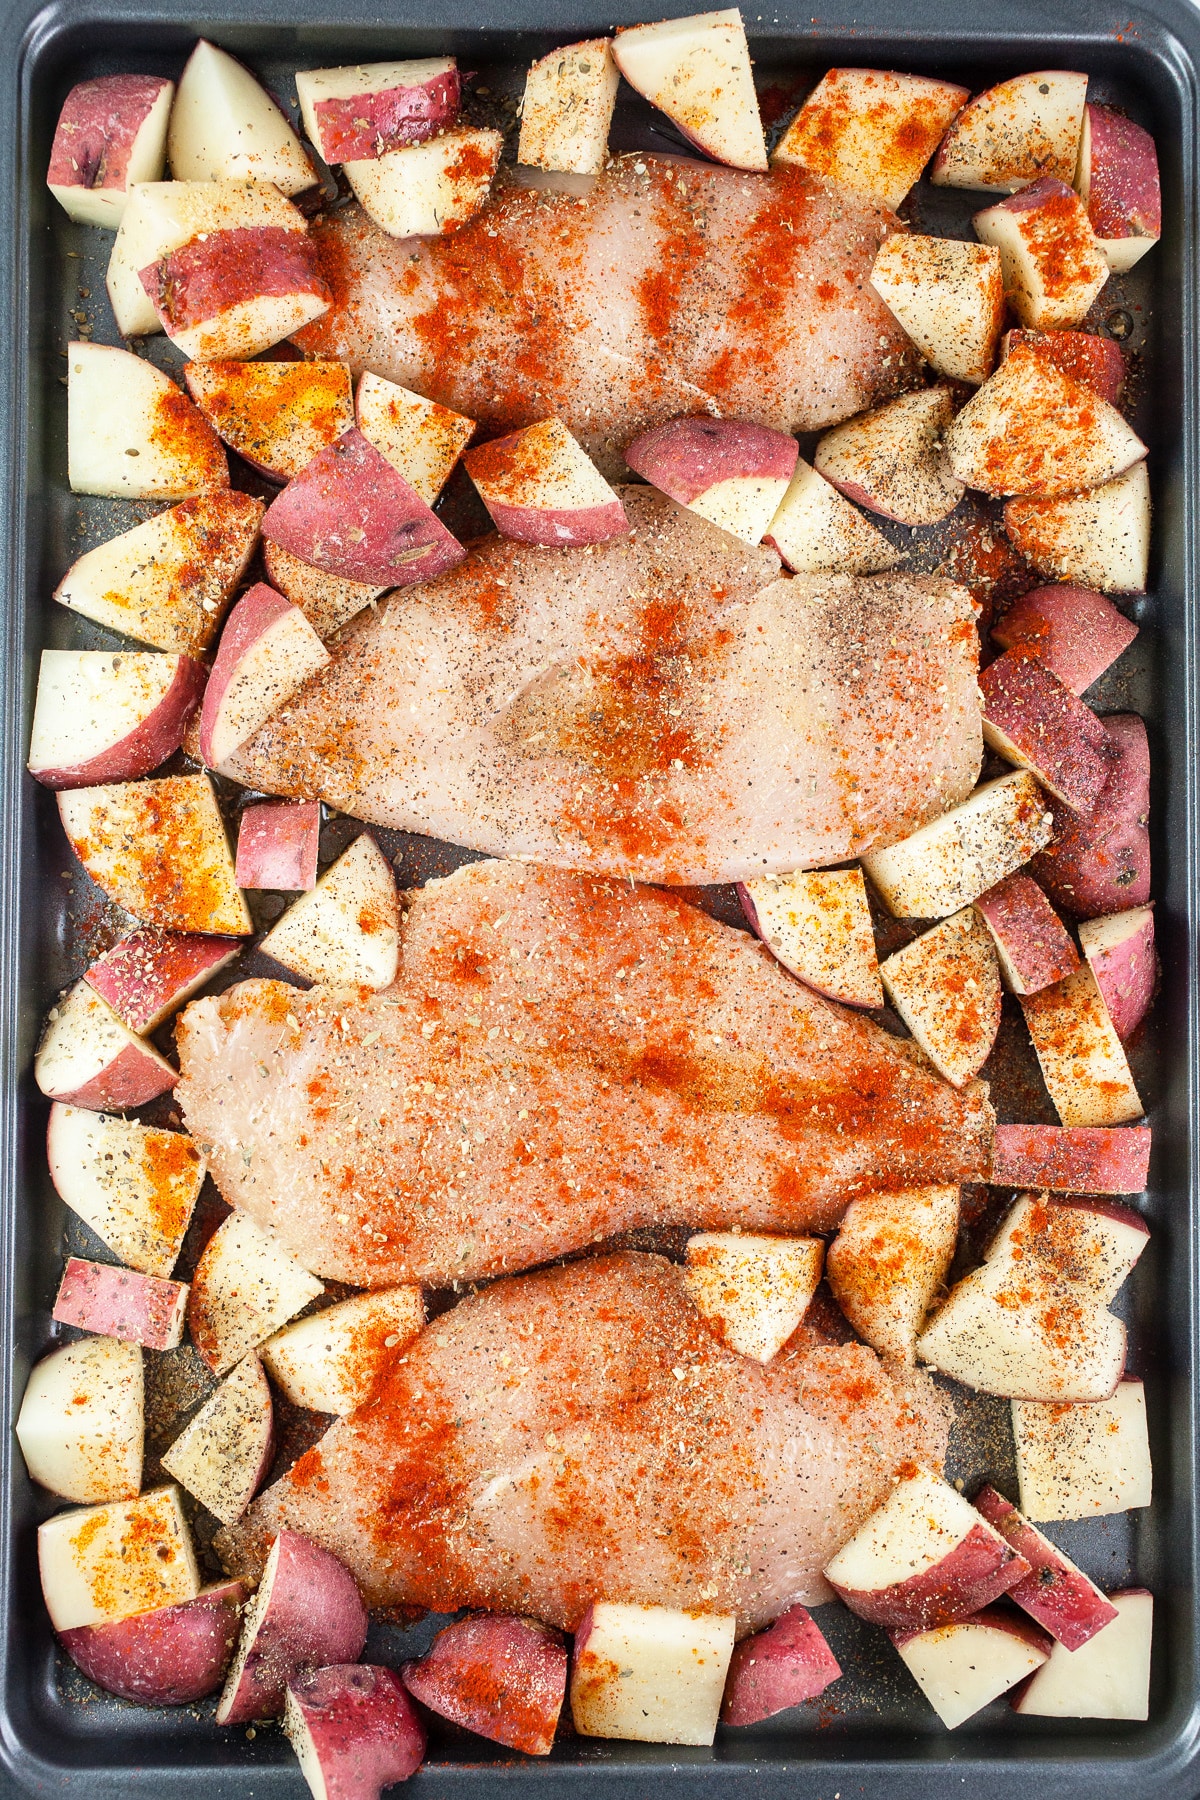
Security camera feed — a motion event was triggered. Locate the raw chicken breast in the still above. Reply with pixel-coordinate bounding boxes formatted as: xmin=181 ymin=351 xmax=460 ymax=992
xmin=216 ymin=1250 xmax=950 ymax=1628
xmin=176 ymin=859 xmax=993 ymax=1287
xmin=226 ymin=488 xmax=983 ymax=887
xmin=295 ymin=157 xmax=919 ymax=474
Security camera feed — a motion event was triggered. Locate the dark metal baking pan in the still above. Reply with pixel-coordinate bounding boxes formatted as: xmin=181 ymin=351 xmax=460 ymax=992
xmin=0 ymin=0 xmax=1197 ymax=1791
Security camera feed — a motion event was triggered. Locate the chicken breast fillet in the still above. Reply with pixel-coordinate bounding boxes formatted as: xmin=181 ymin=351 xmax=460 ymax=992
xmin=216 ymin=1250 xmax=949 ymax=1629
xmin=226 ymin=489 xmax=983 ymax=887
xmin=294 ymin=157 xmax=919 ymax=473
xmin=176 ymin=860 xmax=993 ymax=1288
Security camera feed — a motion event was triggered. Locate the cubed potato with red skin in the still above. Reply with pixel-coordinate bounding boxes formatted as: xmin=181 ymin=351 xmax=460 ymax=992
xmin=813 ymin=388 xmax=963 ymax=527
xmin=262 ymin=1287 xmax=425 ymax=1414
xmin=258 ymin=833 xmax=400 ymax=990
xmin=683 ymin=1233 xmax=824 ymax=1362
xmin=626 ymin=416 xmax=798 ymax=546
xmin=464 ymin=419 xmax=628 ymax=547
xmin=286 ymin=1664 xmax=427 ymax=1797
xmin=48 ymin=75 xmax=173 ymax=228
xmin=188 ymin=1212 xmax=323 ymax=1377
xmin=823 ymin=1468 xmax=1030 ymax=1633
xmin=1002 ymin=330 xmax=1125 ymax=405
xmin=1013 ymin=1383 xmax=1152 ymax=1523
xmin=1023 ymin=964 xmax=1144 ymax=1127
xmin=16 ymin=1336 xmax=143 ymax=1504
xmin=991 ymin=1122 xmax=1151 ymax=1194
xmin=891 ymin=1607 xmax=1051 ymax=1729
xmin=881 ymin=908 xmax=1002 ymax=1087
xmin=84 ymin=928 xmax=239 ymax=1034
xmin=402 ymin=1614 xmax=567 ymax=1756
xmin=34 ymin=981 xmax=177 ymax=1109
xmin=739 ymin=867 xmax=883 ymax=1008
xmin=58 ymin=1578 xmax=244 ymax=1707
xmin=980 ymin=651 xmax=1112 ymax=814
xmin=184 ymin=360 xmax=353 ymax=484
xmin=720 ymin=1605 xmax=841 ymax=1725
xmin=870 ymin=234 xmax=1004 ymax=386
xmin=1078 ymin=906 xmax=1155 ymax=1040
xmin=263 ymin=429 xmax=466 ymax=588
xmin=200 ymin=582 xmax=330 ymax=771
xmin=217 ymin=1531 xmax=368 ymax=1726
xmin=973 ymin=177 xmax=1109 ymax=331
xmin=772 ymin=69 xmax=967 ymax=209
xmin=862 ymin=771 xmax=1055 ymax=920
xmin=974 ymin=873 xmax=1080 ymax=995
xmin=38 ymin=1487 xmax=199 ymax=1633
xmin=53 ymin=1257 xmax=188 ymax=1351
xmin=68 ymin=342 xmax=228 ymax=501
xmin=263 ymin=539 xmax=386 ymax=642
xmin=570 ymin=1602 xmax=736 ymax=1745
xmin=931 ymin=70 xmax=1088 ymax=193
xmin=972 ymin=1487 xmax=1119 ymax=1649
xmin=297 ymin=58 xmax=461 ymax=163
xmin=826 ymin=1185 xmax=960 ymax=1364
xmin=28 ymin=650 xmax=205 ymax=790
xmin=518 ymin=41 xmax=619 ymax=178
xmin=345 ymin=128 xmax=503 ymax=239
xmin=236 ymin=801 xmax=320 ymax=892
xmin=763 ymin=458 xmax=901 ymax=575
xmin=47 ymin=1105 xmax=205 ymax=1279
xmin=161 ymin=1354 xmax=275 ymax=1526
xmin=612 ymin=11 xmax=767 ymax=172
xmin=356 ymin=372 xmax=474 ymax=505
xmin=140 ymin=227 xmax=331 ymax=362
xmin=168 ymin=40 xmax=315 ymax=194
xmin=54 ymin=491 xmax=263 ymax=658
xmin=1005 ymin=462 xmax=1152 ymax=595
xmin=1077 ymin=103 xmax=1161 ymax=273
xmin=1012 ymin=1589 xmax=1152 ymax=1720
xmin=992 ymin=584 xmax=1137 ymax=693
xmin=1034 ymin=713 xmax=1151 ymax=917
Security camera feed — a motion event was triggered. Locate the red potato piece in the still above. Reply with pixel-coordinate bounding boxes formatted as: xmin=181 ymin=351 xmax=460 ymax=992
xmin=991 ymin=584 xmax=1137 ymax=694
xmin=1078 ymin=906 xmax=1155 ymax=1040
xmin=570 ymin=1602 xmax=735 ymax=1746
xmin=58 ymin=1579 xmax=244 ymax=1707
xmin=870 ymin=233 xmax=1004 ymax=386
xmin=773 ymin=68 xmax=967 ymax=210
xmin=518 ymin=41 xmax=618 ymax=178
xmin=47 ymin=75 xmax=173 ymax=228
xmin=217 ymin=1531 xmax=368 ymax=1725
xmin=200 ymin=582 xmax=330 ymax=770
xmin=973 ymin=1487 xmax=1119 ymax=1649
xmin=262 ymin=429 xmax=467 ymax=587
xmin=58 ymin=774 xmax=252 ymax=937
xmin=286 ymin=1663 xmax=427 ymax=1797
xmin=15 ymin=1335 xmax=143 ymax=1504
xmin=402 ymin=1614 xmax=567 ymax=1756
xmin=1011 ymin=1588 xmax=1152 ymax=1720
xmin=823 ymin=1468 xmax=1029 ymax=1633
xmin=262 ymin=540 xmax=385 ymax=642
xmin=682 ymin=1233 xmax=824 ymax=1362
xmin=761 ymin=457 xmax=901 ymax=574
xmin=891 ymin=1606 xmax=1051 ymax=1729
xmin=625 ymin=415 xmax=798 ymax=545
xmin=720 ymin=1604 xmax=841 ymax=1724
xmin=189 ymin=1212 xmax=323 ymax=1377
xmin=1005 ymin=461 xmax=1151 ymax=595
xmin=34 ymin=980 xmax=176 ymax=1109
xmin=297 ymin=57 xmax=460 ymax=163
xmin=140 ymin=228 xmax=331 ymax=361
xmin=258 ymin=833 xmax=400 ymax=989
xmin=825 ymin=1184 xmax=960 ymax=1365
xmin=980 ymin=651 xmax=1111 ymax=813
xmin=991 ymin=1122 xmax=1151 ymax=1194
xmin=67 ymin=342 xmax=227 ymax=501
xmin=1033 ymin=713 xmax=1150 ymax=917
xmin=879 ymin=907 xmax=1002 ymax=1087
xmin=464 ymin=419 xmax=628 ymax=547
xmin=344 ymin=128 xmax=503 ymax=239
xmin=161 ymin=1354 xmax=275 ymax=1526
xmin=38 ymin=1487 xmax=199 ymax=1633
xmin=611 ymin=10 xmax=767 ymax=172
xmin=861 ymin=770 xmax=1054 ymax=920
xmin=54 ymin=491 xmax=263 ymax=658
xmin=85 ymin=928 xmax=240 ymax=1034
xmin=1021 ymin=964 xmax=1143 ymax=1127
xmin=1012 ymin=1382 xmax=1152 ymax=1523
xmin=973 ymin=177 xmax=1109 ymax=331
xmin=813 ymin=387 xmax=963 ymax=527
xmin=53 ymin=1257 xmax=188 ymax=1351
xmin=184 ymin=360 xmax=354 ymax=484
xmin=168 ymin=40 xmax=314 ymax=195
xmin=931 ymin=70 xmax=1088 ymax=193
xmin=1078 ymin=104 xmax=1161 ymax=273
xmin=944 ymin=347 xmax=1146 ymax=499
xmin=974 ymin=873 xmax=1080 ymax=995
xmin=28 ymin=649 xmax=205 ymax=790
xmin=1002 ymin=330 xmax=1125 ymax=406
xmin=356 ymin=372 xmax=474 ymax=505
xmin=261 ymin=1286 xmax=425 ymax=1414
xmin=738 ymin=867 xmax=883 ymax=1008
xmin=236 ymin=801 xmax=320 ymax=891
xmin=47 ymin=1105 xmax=206 ymax=1279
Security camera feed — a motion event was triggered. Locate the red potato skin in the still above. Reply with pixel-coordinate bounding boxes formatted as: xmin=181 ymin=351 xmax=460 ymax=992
xmin=828 ymin=1525 xmax=1031 ymax=1633
xmin=315 ymin=69 xmax=461 ymax=161
xmin=288 ymin=1664 xmax=427 ymax=1795
xmin=1084 ymin=910 xmax=1156 ymax=1040
xmin=992 ymin=584 xmax=1137 ymax=694
xmin=141 ymin=230 xmax=330 ymax=336
xmin=199 ymin=581 xmax=299 ymax=766
xmin=992 ymin=1122 xmax=1151 ymax=1193
xmin=30 ymin=656 xmax=206 ymax=790
xmin=59 ymin=1580 xmax=245 ymax=1706
xmin=262 ymin=429 xmax=468 ymax=586
xmin=1009 ymin=1586 xmax=1152 ymax=1713
xmin=53 ymin=1256 xmax=186 ymax=1349
xmin=47 ymin=74 xmax=169 ymax=193
xmin=720 ymin=1605 xmax=841 ymax=1725
xmin=478 ymin=497 xmax=629 ymax=548
xmin=972 ymin=1488 xmax=1119 ymax=1649
xmin=85 ymin=928 xmax=240 ymax=1033
xmin=53 ymin=1038 xmax=177 ymax=1110
xmin=1034 ymin=713 xmax=1150 ymax=917
xmin=974 ymin=873 xmax=1080 ymax=994
xmin=624 ymin=416 xmax=799 ymax=505
xmin=1003 ymin=332 xmax=1125 ymax=406
xmin=1083 ymin=104 xmax=1162 ymax=243
xmin=236 ymin=800 xmax=320 ymax=890
xmin=980 ymin=651 xmax=1112 ymax=814
xmin=218 ymin=1531 xmax=368 ymax=1725
xmin=402 ymin=1614 xmax=567 ymax=1756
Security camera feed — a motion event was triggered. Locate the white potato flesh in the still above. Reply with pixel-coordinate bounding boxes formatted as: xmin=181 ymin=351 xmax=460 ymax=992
xmin=67 ymin=343 xmax=227 ymax=501
xmin=259 ymin=834 xmax=400 ymax=990
xmin=345 ymin=128 xmax=502 ymax=238
xmin=189 ymin=1213 xmax=324 ymax=1377
xmin=356 ymin=372 xmax=474 ymax=504
xmin=683 ymin=1232 xmax=823 ymax=1361
xmin=168 ymin=40 xmax=314 ymax=194
xmin=742 ymin=867 xmax=882 ymax=1007
xmin=862 ymin=772 xmax=1054 ymax=920
xmin=1012 ymin=1380 xmax=1152 ymax=1521
xmin=161 ymin=1354 xmax=274 ymax=1525
xmin=262 ymin=1288 xmax=426 ymax=1413
xmin=931 ymin=71 xmax=1088 ymax=193
xmin=1004 ymin=462 xmax=1151 ymax=595
xmin=519 ymin=40 xmax=619 ymax=176
xmin=826 ymin=1185 xmax=960 ymax=1363
xmin=1013 ymin=1590 xmax=1151 ymax=1719
xmin=611 ymin=10 xmax=767 ymax=171
xmin=570 ymin=1602 xmax=736 ymax=1744
xmin=46 ymin=1105 xmax=205 ymax=1278
xmin=16 ymin=1336 xmax=143 ymax=1503
xmin=871 ymin=233 xmax=1004 ymax=385
xmin=764 ymin=458 xmax=901 ymax=575
xmin=1020 ymin=965 xmax=1144 ymax=1127
xmin=880 ymin=907 xmax=1002 ymax=1087
xmin=38 ymin=1485 xmax=198 ymax=1631
xmin=897 ymin=1616 xmax=1049 ymax=1728
xmin=824 ymin=1469 xmax=992 ymax=1592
